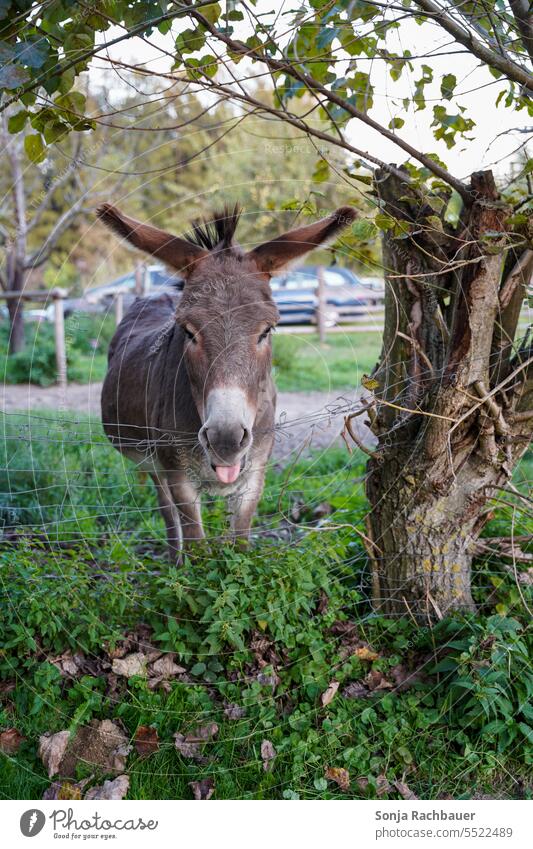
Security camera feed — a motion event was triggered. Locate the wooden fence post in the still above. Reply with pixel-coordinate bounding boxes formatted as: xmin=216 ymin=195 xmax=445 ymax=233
xmin=52 ymin=288 xmax=67 ymax=391
xmin=316 ymin=265 xmax=327 ymax=344
xmin=115 ymin=292 xmax=124 ymax=326
xmin=134 ymin=262 xmax=146 ymax=296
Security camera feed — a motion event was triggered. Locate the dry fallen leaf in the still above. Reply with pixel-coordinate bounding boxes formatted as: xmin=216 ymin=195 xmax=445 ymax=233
xmin=85 ymin=775 xmax=130 ymax=800
xmin=49 ymin=650 xmax=84 ymax=677
xmin=325 ymin=766 xmax=350 ymax=791
xmin=174 ymin=733 xmax=203 ymax=761
xmin=185 ymin=723 xmax=218 ymax=743
xmin=364 ymin=669 xmax=393 ymax=691
xmin=394 ymin=780 xmax=418 ymax=800
xmin=111 ymin=652 xmax=148 ymax=678
xmin=39 ymin=730 xmax=70 ymax=778
xmin=134 ymin=726 xmax=159 ymax=758
xmin=390 ymin=663 xmax=422 ymax=692
xmin=0 ymin=680 xmax=16 ymax=697
xmin=150 ymin=654 xmax=186 ymax=678
xmin=356 ymin=774 xmax=391 ymax=797
xmin=316 ymin=589 xmax=329 ymax=614
xmin=39 ymin=720 xmax=131 ymax=778
xmin=0 ymin=727 xmax=26 ymax=755
xmin=42 ymin=780 xmax=87 ymax=800
xmin=353 ymin=646 xmax=379 ymax=662
xmin=223 ymin=703 xmax=246 ymax=720
xmin=342 ymin=681 xmax=369 ymax=699
xmin=321 ymin=680 xmax=340 ymax=706
xmin=313 ymin=502 xmax=333 ymax=520
xmin=261 ymin=739 xmax=276 ymax=772
xmin=189 ymin=778 xmax=215 ymax=800
xmin=377 ymin=773 xmax=392 ymax=797
xmin=174 ymin=723 xmax=218 ymax=762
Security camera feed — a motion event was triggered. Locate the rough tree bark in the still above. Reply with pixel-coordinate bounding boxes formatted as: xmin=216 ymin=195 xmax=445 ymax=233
xmin=364 ymin=170 xmax=532 ymax=619
xmin=4 ymin=132 xmax=28 ymax=354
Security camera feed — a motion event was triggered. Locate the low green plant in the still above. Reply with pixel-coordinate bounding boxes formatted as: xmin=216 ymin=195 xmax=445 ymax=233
xmin=0 ymin=421 xmax=531 ymax=800
xmin=433 ymin=616 xmax=533 ymax=758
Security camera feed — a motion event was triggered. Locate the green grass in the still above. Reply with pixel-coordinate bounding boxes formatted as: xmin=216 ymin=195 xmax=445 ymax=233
xmin=272 ymin=331 xmax=381 ymax=392
xmin=0 ymin=414 xmax=531 ymax=800
xmin=0 ymin=319 xmax=381 ymax=393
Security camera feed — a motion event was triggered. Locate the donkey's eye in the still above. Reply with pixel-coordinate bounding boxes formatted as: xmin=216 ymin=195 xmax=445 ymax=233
xmin=183 ymin=325 xmax=197 ymax=344
xmin=258 ymin=327 xmax=272 ymax=343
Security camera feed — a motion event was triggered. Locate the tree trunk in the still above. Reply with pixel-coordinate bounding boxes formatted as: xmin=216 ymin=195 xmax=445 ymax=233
xmin=6 ymin=254 xmax=25 ymax=354
xmin=363 ymin=168 xmax=532 ymax=619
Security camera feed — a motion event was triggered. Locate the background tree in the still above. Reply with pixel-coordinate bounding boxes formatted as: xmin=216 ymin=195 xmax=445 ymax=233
xmin=0 ymin=1 xmax=531 ymax=617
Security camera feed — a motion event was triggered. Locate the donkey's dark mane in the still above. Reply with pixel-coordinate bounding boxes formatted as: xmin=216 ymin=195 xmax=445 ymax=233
xmin=183 ymin=203 xmax=242 ymax=251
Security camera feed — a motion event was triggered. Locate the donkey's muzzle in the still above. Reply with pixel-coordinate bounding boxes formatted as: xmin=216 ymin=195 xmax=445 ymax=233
xmin=198 ymin=386 xmax=255 ymax=481
xmin=199 ymin=422 xmax=251 ymax=464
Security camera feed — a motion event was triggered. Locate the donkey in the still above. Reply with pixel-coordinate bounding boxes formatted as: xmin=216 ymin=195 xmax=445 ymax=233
xmin=97 ymin=202 xmax=356 ymax=560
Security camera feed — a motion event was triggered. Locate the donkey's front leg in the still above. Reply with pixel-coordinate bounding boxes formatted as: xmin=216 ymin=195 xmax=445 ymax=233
xmin=228 ymin=466 xmax=266 ymax=543
xmin=150 ymin=473 xmax=182 ymax=562
xmin=167 ymin=471 xmax=205 ymax=551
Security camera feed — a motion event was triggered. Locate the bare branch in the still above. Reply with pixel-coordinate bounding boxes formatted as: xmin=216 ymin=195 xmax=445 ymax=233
xmin=25 ymin=198 xmax=86 ymax=269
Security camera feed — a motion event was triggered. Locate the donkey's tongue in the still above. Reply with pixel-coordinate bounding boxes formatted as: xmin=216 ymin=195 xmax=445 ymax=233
xmin=215 ymin=464 xmax=241 ymax=484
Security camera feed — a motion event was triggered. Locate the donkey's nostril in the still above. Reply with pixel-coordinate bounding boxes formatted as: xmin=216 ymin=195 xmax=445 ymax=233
xmin=198 ymin=425 xmax=210 ymax=450
xmin=240 ymin=427 xmax=249 ymax=447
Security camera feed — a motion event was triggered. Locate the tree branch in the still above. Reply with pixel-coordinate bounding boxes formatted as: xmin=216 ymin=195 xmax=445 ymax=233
xmin=189 ymin=8 xmax=472 ymax=202
xmin=0 ymin=0 xmax=227 ymax=113
xmin=508 ymin=0 xmax=533 ymax=65
xmin=413 ymin=0 xmax=533 ymax=93
xmin=25 ymin=198 xmax=86 ymax=269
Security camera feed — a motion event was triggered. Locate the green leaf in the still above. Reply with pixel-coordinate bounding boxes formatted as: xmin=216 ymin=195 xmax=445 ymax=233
xmin=352 ymin=218 xmax=377 ymax=240
xmin=397 ymin=746 xmax=413 ymax=764
xmin=426 ymin=214 xmax=443 ymax=231
xmin=201 ymin=3 xmax=222 ymax=24
xmin=518 ymin=723 xmax=533 ymax=744
xmin=14 ymin=39 xmax=50 ymax=69
xmin=43 ymin=121 xmax=68 ymax=144
xmin=349 ymin=173 xmax=372 ymax=185
xmin=24 ymin=133 xmax=45 ymax=163
xmin=7 ymin=110 xmax=28 ymax=133
xmin=175 ymin=28 xmax=206 ymax=55
xmin=388 ymin=117 xmax=404 ymax=130
xmin=374 ymin=213 xmax=395 ymax=232
xmin=441 ymin=73 xmax=456 ymax=100
xmin=314 ymin=777 xmax=328 ymax=792
xmin=312 ymin=157 xmax=330 ymax=183
xmin=0 ymin=62 xmax=29 ymax=90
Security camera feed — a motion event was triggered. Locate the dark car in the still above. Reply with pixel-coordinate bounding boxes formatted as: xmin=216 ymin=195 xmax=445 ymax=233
xmin=64 ymin=264 xmax=381 ymax=327
xmin=270 ymin=266 xmax=373 ymax=325
xmin=60 ymin=265 xmax=181 ymax=318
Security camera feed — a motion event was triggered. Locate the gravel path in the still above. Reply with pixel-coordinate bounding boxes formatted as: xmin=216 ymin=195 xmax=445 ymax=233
xmin=0 ymin=381 xmax=374 ymax=460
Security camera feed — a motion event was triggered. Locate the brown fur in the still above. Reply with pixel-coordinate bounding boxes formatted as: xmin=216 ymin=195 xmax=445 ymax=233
xmin=98 ymin=203 xmax=356 ymax=559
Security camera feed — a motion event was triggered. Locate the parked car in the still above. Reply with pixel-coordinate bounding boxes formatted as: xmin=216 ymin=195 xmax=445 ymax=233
xmin=270 ymin=266 xmax=373 ymax=325
xmin=57 ymin=264 xmax=384 ymax=327
xmin=60 ymin=265 xmax=182 ymax=318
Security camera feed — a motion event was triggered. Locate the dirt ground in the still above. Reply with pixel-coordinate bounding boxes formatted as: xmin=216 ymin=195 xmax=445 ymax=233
xmin=0 ymin=381 xmax=374 ymax=461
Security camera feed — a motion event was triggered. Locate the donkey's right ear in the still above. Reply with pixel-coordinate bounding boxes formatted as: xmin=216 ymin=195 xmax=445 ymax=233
xmin=248 ymin=207 xmax=357 ymax=275
xmin=96 ymin=204 xmax=208 ymax=276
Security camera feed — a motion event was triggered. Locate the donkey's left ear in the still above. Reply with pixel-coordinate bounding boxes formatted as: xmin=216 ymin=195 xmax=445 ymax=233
xmin=96 ymin=203 xmax=208 ymax=276
xmin=248 ymin=207 xmax=357 ymax=274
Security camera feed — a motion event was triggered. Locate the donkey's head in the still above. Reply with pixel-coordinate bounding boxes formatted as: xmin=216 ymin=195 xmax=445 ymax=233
xmin=97 ymin=202 xmax=356 ymax=483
